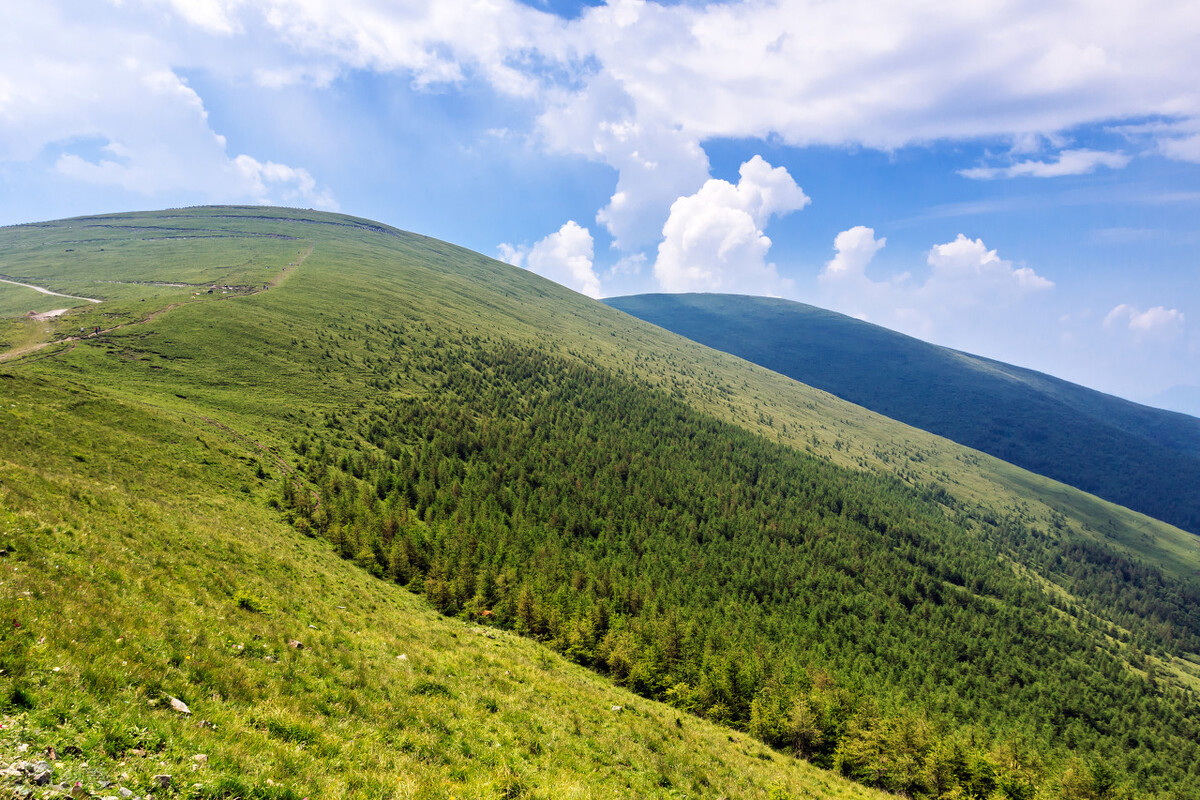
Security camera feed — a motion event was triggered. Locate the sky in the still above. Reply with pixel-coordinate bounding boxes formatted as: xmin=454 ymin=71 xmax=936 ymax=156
xmin=2 ymin=0 xmax=1199 ymax=413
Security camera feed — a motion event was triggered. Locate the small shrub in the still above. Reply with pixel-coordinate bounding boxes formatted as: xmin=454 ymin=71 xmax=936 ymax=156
xmin=411 ymin=679 xmax=453 ymax=698
xmin=5 ymin=683 xmax=35 ymax=710
xmin=234 ymin=591 xmax=267 ymax=613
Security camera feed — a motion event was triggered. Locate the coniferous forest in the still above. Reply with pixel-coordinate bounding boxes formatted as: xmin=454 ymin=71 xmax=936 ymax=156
xmin=278 ymin=334 xmax=1200 ymax=799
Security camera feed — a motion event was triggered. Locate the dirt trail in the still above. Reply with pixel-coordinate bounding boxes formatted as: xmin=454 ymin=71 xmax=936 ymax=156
xmin=0 ymin=276 xmax=102 ymax=304
xmin=0 ymin=244 xmax=315 ymax=365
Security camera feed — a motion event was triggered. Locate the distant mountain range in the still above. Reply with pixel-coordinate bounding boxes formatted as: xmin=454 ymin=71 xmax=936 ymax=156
xmin=606 ymin=293 xmax=1200 ymax=535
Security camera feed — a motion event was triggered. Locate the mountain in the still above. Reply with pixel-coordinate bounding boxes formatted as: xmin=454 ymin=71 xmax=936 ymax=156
xmin=604 ymin=293 xmax=1200 ymax=536
xmin=3 ymin=209 xmax=1200 ymax=799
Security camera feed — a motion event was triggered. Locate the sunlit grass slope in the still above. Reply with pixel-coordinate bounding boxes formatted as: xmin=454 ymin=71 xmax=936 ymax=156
xmin=2 ymin=207 xmax=1200 ymax=798
xmin=0 ymin=371 xmax=879 ymax=799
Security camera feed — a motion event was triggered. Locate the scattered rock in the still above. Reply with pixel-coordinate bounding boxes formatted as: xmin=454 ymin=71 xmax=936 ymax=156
xmin=611 ymin=705 xmax=623 ymax=713
xmin=287 ymin=639 xmax=303 ymax=649
xmin=193 ymin=754 xmax=207 ymax=764
xmin=130 ymin=748 xmax=147 ymax=757
xmin=45 ymin=745 xmax=58 ymax=760
xmin=118 ymin=788 xmax=133 ymax=798
xmin=152 ymin=774 xmax=172 ymax=789
xmin=169 ymin=695 xmax=191 ymax=715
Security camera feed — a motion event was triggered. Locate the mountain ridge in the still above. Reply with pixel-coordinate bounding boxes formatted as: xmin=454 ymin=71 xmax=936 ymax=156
xmin=604 ymin=292 xmax=1200 ymax=535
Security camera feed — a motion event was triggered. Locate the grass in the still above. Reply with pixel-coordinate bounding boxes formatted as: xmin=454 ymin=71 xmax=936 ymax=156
xmin=1 ymin=206 xmax=1198 ymax=796
xmin=0 ymin=370 xmax=883 ymax=799
xmin=604 ymin=293 xmax=1200 ymax=534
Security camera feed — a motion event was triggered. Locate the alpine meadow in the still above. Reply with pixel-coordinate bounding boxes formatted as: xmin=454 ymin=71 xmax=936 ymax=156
xmin=2 ymin=207 xmax=1200 ymax=800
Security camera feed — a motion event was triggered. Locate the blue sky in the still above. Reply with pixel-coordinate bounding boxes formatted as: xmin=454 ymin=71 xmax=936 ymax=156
xmin=2 ymin=0 xmax=1198 ymax=413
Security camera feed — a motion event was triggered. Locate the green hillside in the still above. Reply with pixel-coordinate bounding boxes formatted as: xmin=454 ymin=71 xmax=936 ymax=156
xmin=604 ymin=293 xmax=1200 ymax=535
xmin=3 ymin=208 xmax=1200 ymax=799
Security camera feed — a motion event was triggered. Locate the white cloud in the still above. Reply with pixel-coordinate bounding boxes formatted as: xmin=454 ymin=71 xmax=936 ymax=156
xmin=1104 ymin=304 xmax=1186 ymax=340
xmin=159 ymin=0 xmax=242 ymax=35
xmin=653 ymin=156 xmax=808 ymax=294
xmin=1111 ymin=118 xmax=1200 ymax=164
xmin=814 ymin=229 xmax=1053 ymax=346
xmin=926 ymin=234 xmax=1054 ymax=294
xmin=9 ymin=0 xmax=1200 ymax=254
xmin=499 ymin=221 xmax=600 ymax=297
xmin=959 ymin=149 xmax=1132 ymax=180
xmin=0 ymin=1 xmax=335 ymax=208
xmin=821 ymin=226 xmax=887 ymax=280
xmin=120 ymin=0 xmax=1200 ymax=251
xmin=234 ymin=155 xmax=338 ymax=209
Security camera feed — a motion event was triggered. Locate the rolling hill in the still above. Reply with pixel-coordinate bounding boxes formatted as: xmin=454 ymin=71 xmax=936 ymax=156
xmin=604 ymin=293 xmax=1200 ymax=536
xmin=3 ymin=208 xmax=1200 ymax=799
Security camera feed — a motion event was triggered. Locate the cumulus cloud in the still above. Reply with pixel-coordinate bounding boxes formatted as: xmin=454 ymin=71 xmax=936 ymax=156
xmin=926 ymin=234 xmax=1054 ymax=294
xmin=9 ymin=0 xmax=1200 ymax=253
xmin=653 ymin=156 xmax=809 ymax=294
xmin=118 ymin=0 xmax=1200 ymax=252
xmin=0 ymin=1 xmax=335 ymax=208
xmin=815 ymin=229 xmax=1053 ymax=344
xmin=1104 ymin=304 xmax=1186 ymax=340
xmin=498 ymin=220 xmax=600 ymax=297
xmin=959 ymin=149 xmax=1132 ymax=180
xmin=822 ymin=226 xmax=888 ymax=280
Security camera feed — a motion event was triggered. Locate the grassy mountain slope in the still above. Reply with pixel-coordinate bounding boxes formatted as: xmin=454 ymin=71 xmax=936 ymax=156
xmin=2 ymin=208 xmax=1200 ymax=799
xmin=604 ymin=293 xmax=1200 ymax=535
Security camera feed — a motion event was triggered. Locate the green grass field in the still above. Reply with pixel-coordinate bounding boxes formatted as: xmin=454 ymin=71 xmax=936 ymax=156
xmin=2 ymin=207 xmax=1198 ymax=799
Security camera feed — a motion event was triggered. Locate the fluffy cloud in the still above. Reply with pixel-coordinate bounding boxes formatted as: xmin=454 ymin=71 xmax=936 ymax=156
xmin=815 ymin=229 xmax=1053 ymax=344
xmin=498 ymin=221 xmax=600 ymax=297
xmin=1104 ymin=304 xmax=1186 ymax=340
xmin=121 ymin=0 xmax=1200 ymax=252
xmin=822 ymin=226 xmax=888 ymax=280
xmin=926 ymin=234 xmax=1054 ymax=294
xmin=0 ymin=0 xmax=335 ymax=208
xmin=959 ymin=149 xmax=1132 ymax=180
xmin=653 ymin=156 xmax=809 ymax=294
